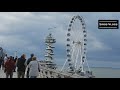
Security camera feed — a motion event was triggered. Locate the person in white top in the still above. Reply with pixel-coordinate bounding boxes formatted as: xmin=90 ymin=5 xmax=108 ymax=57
xmin=28 ymin=56 xmax=40 ymax=78
xmin=3 ymin=54 xmax=8 ymax=70
xmin=4 ymin=54 xmax=8 ymax=64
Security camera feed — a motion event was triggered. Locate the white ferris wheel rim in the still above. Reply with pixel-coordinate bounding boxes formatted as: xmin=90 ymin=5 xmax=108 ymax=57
xmin=65 ymin=15 xmax=88 ymax=72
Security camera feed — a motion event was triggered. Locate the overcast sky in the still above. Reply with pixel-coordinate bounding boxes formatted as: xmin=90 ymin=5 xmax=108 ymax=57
xmin=0 ymin=12 xmax=120 ymax=68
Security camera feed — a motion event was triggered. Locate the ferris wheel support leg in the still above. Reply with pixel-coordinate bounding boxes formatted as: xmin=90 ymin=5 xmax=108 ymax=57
xmin=71 ymin=44 xmax=76 ymax=64
xmin=76 ymin=46 xmax=82 ymax=70
xmin=86 ymin=58 xmax=91 ymax=71
xmin=60 ymin=59 xmax=68 ymax=72
xmin=75 ymin=45 xmax=80 ymax=70
xmin=80 ymin=45 xmax=84 ymax=72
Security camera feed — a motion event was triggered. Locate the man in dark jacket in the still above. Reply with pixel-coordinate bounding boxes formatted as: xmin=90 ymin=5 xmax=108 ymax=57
xmin=0 ymin=57 xmax=3 ymax=70
xmin=26 ymin=53 xmax=34 ymax=78
xmin=16 ymin=54 xmax=26 ymax=78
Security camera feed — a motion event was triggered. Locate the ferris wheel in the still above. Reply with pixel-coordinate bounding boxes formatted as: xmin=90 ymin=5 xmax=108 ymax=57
xmin=61 ymin=15 xmax=90 ymax=74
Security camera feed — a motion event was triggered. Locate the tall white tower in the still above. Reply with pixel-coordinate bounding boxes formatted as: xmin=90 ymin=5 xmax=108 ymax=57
xmin=44 ymin=33 xmax=56 ymax=69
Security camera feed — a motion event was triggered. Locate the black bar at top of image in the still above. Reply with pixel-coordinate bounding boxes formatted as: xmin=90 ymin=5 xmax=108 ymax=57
xmin=0 ymin=0 xmax=120 ymax=11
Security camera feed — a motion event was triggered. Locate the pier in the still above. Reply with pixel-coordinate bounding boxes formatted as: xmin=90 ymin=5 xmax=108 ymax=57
xmin=0 ymin=65 xmax=89 ymax=78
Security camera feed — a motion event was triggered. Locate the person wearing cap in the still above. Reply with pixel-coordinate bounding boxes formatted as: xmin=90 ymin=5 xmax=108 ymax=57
xmin=25 ymin=53 xmax=34 ymax=78
xmin=28 ymin=56 xmax=40 ymax=78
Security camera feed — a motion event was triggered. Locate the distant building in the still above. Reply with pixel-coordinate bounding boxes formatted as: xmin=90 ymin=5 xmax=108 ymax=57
xmin=0 ymin=47 xmax=6 ymax=59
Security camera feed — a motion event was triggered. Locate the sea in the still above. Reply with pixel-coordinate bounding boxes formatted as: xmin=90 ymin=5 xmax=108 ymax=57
xmin=57 ymin=65 xmax=120 ymax=78
xmin=90 ymin=67 xmax=120 ymax=78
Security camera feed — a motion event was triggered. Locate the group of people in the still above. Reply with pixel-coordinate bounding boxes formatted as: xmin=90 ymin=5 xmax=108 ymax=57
xmin=0 ymin=53 xmax=41 ymax=78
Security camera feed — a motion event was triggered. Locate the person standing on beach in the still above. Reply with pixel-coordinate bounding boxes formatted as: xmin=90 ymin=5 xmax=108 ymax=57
xmin=16 ymin=54 xmax=26 ymax=78
xmin=26 ymin=53 xmax=34 ymax=78
xmin=28 ymin=56 xmax=40 ymax=78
